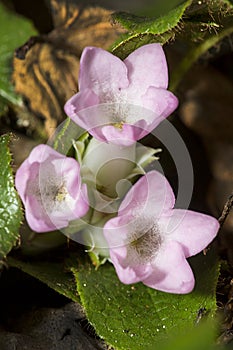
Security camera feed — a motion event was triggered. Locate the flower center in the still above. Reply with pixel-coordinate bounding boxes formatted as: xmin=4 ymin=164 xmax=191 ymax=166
xmin=54 ymin=184 xmax=68 ymax=202
xmin=112 ymin=121 xmax=124 ymax=129
xmin=29 ymin=173 xmax=68 ymax=211
xmin=41 ymin=180 xmax=69 ymax=214
xmin=127 ymin=223 xmax=162 ymax=265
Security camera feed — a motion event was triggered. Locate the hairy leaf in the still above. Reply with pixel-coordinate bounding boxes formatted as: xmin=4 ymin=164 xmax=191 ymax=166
xmin=170 ymin=0 xmax=233 ymax=89
xmin=72 ymin=247 xmax=219 ymax=349
xmin=158 ymin=318 xmax=221 ymax=350
xmin=0 ymin=134 xmax=22 ymax=259
xmin=111 ymin=0 xmax=233 ymax=90
xmin=111 ymin=0 xmax=192 ymax=59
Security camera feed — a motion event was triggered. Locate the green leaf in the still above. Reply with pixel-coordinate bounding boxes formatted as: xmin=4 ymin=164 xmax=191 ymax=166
xmin=133 ymin=0 xmax=193 ymax=17
xmin=7 ymin=255 xmax=80 ymax=302
xmin=111 ymin=0 xmax=233 ymax=88
xmin=0 ymin=2 xmax=37 ymax=114
xmin=72 ymin=247 xmax=219 ymax=349
xmin=170 ymin=0 xmax=233 ymax=90
xmin=111 ymin=0 xmax=192 ymax=59
xmin=0 ymin=134 xmax=22 ymax=259
xmin=159 ymin=318 xmax=221 ymax=350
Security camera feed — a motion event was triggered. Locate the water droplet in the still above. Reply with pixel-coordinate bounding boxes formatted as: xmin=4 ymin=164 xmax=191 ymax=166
xmin=108 ymin=297 xmax=111 ymax=301
xmin=156 ymin=328 xmax=160 ymax=332
xmin=163 ymin=325 xmax=166 ymax=329
xmin=110 ymin=329 xmax=113 ymax=333
xmin=198 ymin=0 xmax=202 ymax=4
xmin=83 ymin=283 xmax=87 ymax=287
xmin=130 ymin=333 xmax=134 ymax=337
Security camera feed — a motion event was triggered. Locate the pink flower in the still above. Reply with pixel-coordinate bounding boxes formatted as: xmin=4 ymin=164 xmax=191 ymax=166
xmin=15 ymin=145 xmax=89 ymax=232
xmin=104 ymin=171 xmax=219 ymax=294
xmin=64 ymin=44 xmax=178 ymax=146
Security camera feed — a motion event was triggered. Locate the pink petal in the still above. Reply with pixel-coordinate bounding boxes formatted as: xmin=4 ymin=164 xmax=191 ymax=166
xmin=73 ymin=184 xmax=89 ymax=218
xmin=64 ymin=45 xmax=178 ymax=144
xmin=51 ymin=157 xmax=81 ymax=198
xmin=15 ymin=145 xmax=89 ymax=233
xmin=25 ymin=196 xmax=56 ymax=232
xmin=98 ymin=105 xmax=158 ymax=145
xmin=64 ymin=88 xmax=99 ymax=126
xmin=142 ymin=87 xmax=179 ymax=123
xmin=78 ymin=46 xmax=129 ymax=97
xmin=15 ymin=159 xmax=33 ymax=204
xmin=124 ymin=44 xmax=169 ymax=99
xmin=143 ymin=241 xmax=195 ymax=294
xmin=111 ymin=257 xmax=154 ymax=284
xmin=119 ymin=170 xmax=175 ymax=218
xmin=104 ymin=216 xmax=154 ymax=284
xmin=101 ymin=124 xmax=138 ymax=146
xmin=159 ymin=209 xmax=220 ymax=258
xmin=104 ymin=214 xmax=134 ymax=249
xmin=28 ymin=144 xmax=64 ymax=163
xmin=15 ymin=145 xmax=60 ymax=204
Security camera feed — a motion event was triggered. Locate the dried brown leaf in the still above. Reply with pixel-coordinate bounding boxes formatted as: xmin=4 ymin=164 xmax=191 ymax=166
xmin=12 ymin=2 xmax=125 ymax=137
xmin=50 ymin=0 xmax=81 ymax=28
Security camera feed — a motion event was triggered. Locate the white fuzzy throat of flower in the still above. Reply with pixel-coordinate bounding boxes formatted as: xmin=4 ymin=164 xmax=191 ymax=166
xmin=95 ymin=101 xmax=155 ymax=127
xmin=29 ymin=173 xmax=71 ymax=214
xmin=126 ymin=221 xmax=162 ymax=265
xmin=42 ymin=179 xmax=73 ymax=214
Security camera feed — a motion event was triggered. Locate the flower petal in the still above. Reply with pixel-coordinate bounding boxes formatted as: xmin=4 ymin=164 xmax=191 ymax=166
xmin=101 ymin=124 xmax=139 ymax=146
xmin=104 ymin=214 xmax=134 ymax=249
xmin=124 ymin=44 xmax=169 ymax=98
xmin=15 ymin=145 xmax=89 ymax=233
xmin=143 ymin=241 xmax=195 ymax=294
xmin=111 ymin=257 xmax=154 ymax=284
xmin=25 ymin=196 xmax=55 ymax=232
xmin=78 ymin=46 xmax=129 ymax=97
xmin=99 ymin=103 xmax=157 ymax=144
xmin=159 ymin=209 xmax=219 ymax=257
xmin=73 ymin=183 xmax=89 ymax=218
xmin=119 ymin=170 xmax=175 ymax=218
xmin=28 ymin=144 xmax=64 ymax=163
xmin=142 ymin=87 xmax=179 ymax=124
xmin=64 ymin=88 xmax=99 ymax=126
xmin=53 ymin=157 xmax=81 ymax=198
xmin=15 ymin=159 xmax=33 ymax=205
xmin=15 ymin=145 xmax=59 ymax=204
xmin=104 ymin=216 xmax=154 ymax=284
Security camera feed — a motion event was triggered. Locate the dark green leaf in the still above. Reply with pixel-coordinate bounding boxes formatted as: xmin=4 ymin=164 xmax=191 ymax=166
xmin=136 ymin=0 xmax=193 ymax=17
xmin=111 ymin=0 xmax=192 ymax=59
xmin=0 ymin=2 xmax=37 ymax=114
xmin=72 ymin=247 xmax=219 ymax=349
xmin=0 ymin=134 xmax=22 ymax=259
xmin=170 ymin=0 xmax=233 ymax=90
xmin=159 ymin=318 xmax=221 ymax=350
